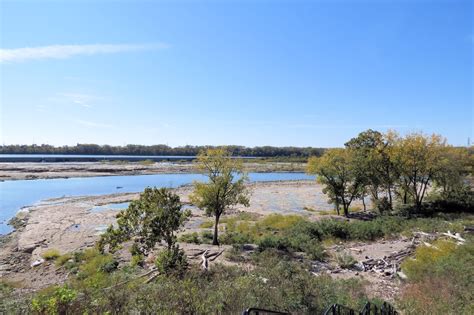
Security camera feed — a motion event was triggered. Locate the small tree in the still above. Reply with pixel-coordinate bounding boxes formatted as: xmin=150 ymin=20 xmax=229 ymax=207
xmin=307 ymin=148 xmax=361 ymax=216
xmin=98 ymin=187 xmax=190 ymax=256
xmin=190 ymin=148 xmax=250 ymax=245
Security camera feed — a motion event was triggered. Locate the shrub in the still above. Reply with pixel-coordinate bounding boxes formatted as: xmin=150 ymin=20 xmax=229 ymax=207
xmin=401 ymin=240 xmax=457 ymax=281
xmin=304 ymin=241 xmax=326 ymax=261
xmin=199 ymin=220 xmax=214 ymax=229
xmin=257 ymin=235 xmax=289 ymax=252
xmin=257 ymin=214 xmax=304 ymax=231
xmin=179 ymin=232 xmax=201 ymax=244
xmin=398 ymin=238 xmax=474 ymax=314
xmin=199 ymin=230 xmax=214 ymax=243
xmin=31 ymin=286 xmax=77 ymax=315
xmin=100 ymin=260 xmax=119 ymax=273
xmin=55 ymin=253 xmax=72 ymax=266
xmin=41 ymin=249 xmax=61 ymax=261
xmin=155 ymin=246 xmax=188 ymax=276
xmin=335 ymin=252 xmax=357 ymax=269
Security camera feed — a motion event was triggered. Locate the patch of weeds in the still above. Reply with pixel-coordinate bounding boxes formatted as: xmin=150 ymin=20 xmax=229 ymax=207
xmin=199 ymin=220 xmax=214 ymax=229
xmin=304 ymin=241 xmax=326 ymax=261
xmin=179 ymin=232 xmax=201 ymax=244
xmin=225 ymin=245 xmax=247 ymax=262
xmin=200 ymin=230 xmax=214 ymax=244
xmin=319 ymin=210 xmax=337 ymax=216
xmin=31 ymin=286 xmax=77 ymax=314
xmin=41 ymin=249 xmax=61 ymax=261
xmin=335 ymin=252 xmax=357 ymax=269
xmin=139 ymin=159 xmax=155 ymax=166
xmin=257 ymin=214 xmax=304 ymax=231
xmin=55 ymin=253 xmax=73 ymax=267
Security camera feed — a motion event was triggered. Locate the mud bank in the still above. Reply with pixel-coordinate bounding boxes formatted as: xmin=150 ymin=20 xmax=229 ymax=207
xmin=0 ymin=161 xmax=306 ymax=181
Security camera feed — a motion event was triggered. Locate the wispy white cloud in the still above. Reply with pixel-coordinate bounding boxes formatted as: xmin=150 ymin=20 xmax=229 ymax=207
xmin=46 ymin=92 xmax=103 ymax=108
xmin=59 ymin=93 xmax=101 ymax=108
xmin=76 ymin=119 xmax=113 ymax=128
xmin=0 ymin=43 xmax=168 ymax=63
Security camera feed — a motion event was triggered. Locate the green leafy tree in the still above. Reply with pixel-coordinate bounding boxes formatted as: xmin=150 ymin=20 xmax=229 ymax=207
xmin=345 ymin=129 xmax=400 ymax=211
xmin=190 ymin=148 xmax=250 ymax=245
xmin=393 ymin=132 xmax=446 ymax=209
xmin=307 ymin=148 xmax=362 ymax=216
xmin=98 ymin=187 xmax=190 ymax=256
xmin=433 ymin=147 xmax=469 ymax=196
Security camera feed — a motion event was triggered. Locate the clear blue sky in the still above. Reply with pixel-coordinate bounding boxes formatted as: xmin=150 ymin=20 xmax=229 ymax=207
xmin=0 ymin=0 xmax=472 ymax=147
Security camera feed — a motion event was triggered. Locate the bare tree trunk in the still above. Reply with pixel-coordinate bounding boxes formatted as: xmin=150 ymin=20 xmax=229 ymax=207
xmin=388 ymin=185 xmax=393 ymax=209
xmin=362 ymin=196 xmax=366 ymax=211
xmin=212 ymin=214 xmax=220 ymax=246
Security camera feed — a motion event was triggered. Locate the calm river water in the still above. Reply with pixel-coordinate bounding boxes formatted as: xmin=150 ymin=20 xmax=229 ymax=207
xmin=0 ymin=172 xmax=314 ymax=234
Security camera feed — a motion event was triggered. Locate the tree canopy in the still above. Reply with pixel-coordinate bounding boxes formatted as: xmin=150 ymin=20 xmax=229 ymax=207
xmin=308 ymin=130 xmax=472 ymax=216
xmin=98 ymin=187 xmax=190 ymax=256
xmin=190 ymin=148 xmax=250 ymax=245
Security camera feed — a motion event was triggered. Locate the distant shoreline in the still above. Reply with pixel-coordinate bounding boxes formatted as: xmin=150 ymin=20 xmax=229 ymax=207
xmin=0 ymin=161 xmax=306 ymax=181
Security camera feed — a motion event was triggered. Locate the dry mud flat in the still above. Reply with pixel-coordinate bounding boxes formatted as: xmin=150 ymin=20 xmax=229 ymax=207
xmin=0 ymin=161 xmax=305 ymax=181
xmin=0 ymin=180 xmax=382 ymax=292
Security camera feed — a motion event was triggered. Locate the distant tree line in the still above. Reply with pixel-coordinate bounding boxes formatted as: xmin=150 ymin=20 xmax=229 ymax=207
xmin=0 ymin=144 xmax=325 ymax=157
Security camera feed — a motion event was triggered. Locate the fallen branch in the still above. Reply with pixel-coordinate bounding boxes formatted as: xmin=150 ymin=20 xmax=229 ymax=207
xmin=442 ymin=231 xmax=466 ymax=243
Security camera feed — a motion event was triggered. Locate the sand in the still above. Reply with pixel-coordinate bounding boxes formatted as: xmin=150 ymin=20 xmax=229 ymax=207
xmin=0 ymin=161 xmax=305 ymax=181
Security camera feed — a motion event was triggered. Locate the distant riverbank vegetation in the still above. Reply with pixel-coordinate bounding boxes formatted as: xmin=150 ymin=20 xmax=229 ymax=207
xmin=308 ymin=130 xmax=473 ymax=216
xmin=0 ymin=144 xmax=325 ymax=158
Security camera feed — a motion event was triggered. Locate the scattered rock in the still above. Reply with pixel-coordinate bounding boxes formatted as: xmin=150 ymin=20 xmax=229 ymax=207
xmin=31 ymin=258 xmax=45 ymax=267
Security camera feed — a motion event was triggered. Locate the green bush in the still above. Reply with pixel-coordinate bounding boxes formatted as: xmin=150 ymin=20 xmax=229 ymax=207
xmin=179 ymin=232 xmax=201 ymax=244
xmin=55 ymin=253 xmax=72 ymax=266
xmin=31 ymin=286 xmax=77 ymax=315
xmin=200 ymin=230 xmax=214 ymax=244
xmin=257 ymin=235 xmax=290 ymax=252
xmin=199 ymin=220 xmax=214 ymax=228
xmin=155 ymin=246 xmax=188 ymax=276
xmin=398 ymin=238 xmax=474 ymax=314
xmin=304 ymin=241 xmax=326 ymax=261
xmin=335 ymin=252 xmax=357 ymax=269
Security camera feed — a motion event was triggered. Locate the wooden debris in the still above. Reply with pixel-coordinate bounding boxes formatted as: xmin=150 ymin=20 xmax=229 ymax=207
xmin=442 ymin=231 xmax=466 ymax=243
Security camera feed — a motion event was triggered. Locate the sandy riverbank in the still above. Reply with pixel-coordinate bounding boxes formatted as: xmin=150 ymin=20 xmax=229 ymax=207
xmin=0 ymin=161 xmax=306 ymax=181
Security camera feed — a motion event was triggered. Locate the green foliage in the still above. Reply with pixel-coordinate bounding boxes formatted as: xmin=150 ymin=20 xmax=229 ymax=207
xmin=200 ymin=230 xmax=214 ymax=243
xmin=0 ymin=143 xmax=325 ymax=158
xmin=41 ymin=249 xmax=61 ymax=261
xmin=191 ymin=148 xmax=250 ymax=245
xmin=155 ymin=246 xmax=188 ymax=276
xmin=309 ymin=130 xmax=471 ymax=215
xmin=304 ymin=241 xmax=326 ymax=261
xmin=307 ymin=148 xmax=362 ymax=216
xmin=98 ymin=187 xmax=190 ymax=255
xmin=31 ymin=286 xmax=77 ymax=315
xmin=23 ymin=253 xmax=369 ymax=314
xmin=55 ymin=253 xmax=72 ymax=267
xmin=199 ymin=220 xmax=214 ymax=228
xmin=401 ymin=240 xmax=457 ymax=281
xmin=335 ymin=252 xmax=357 ymax=269
xmin=398 ymin=239 xmax=474 ymax=314
xmin=130 ymin=254 xmax=144 ymax=267
xmin=179 ymin=232 xmax=201 ymax=244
